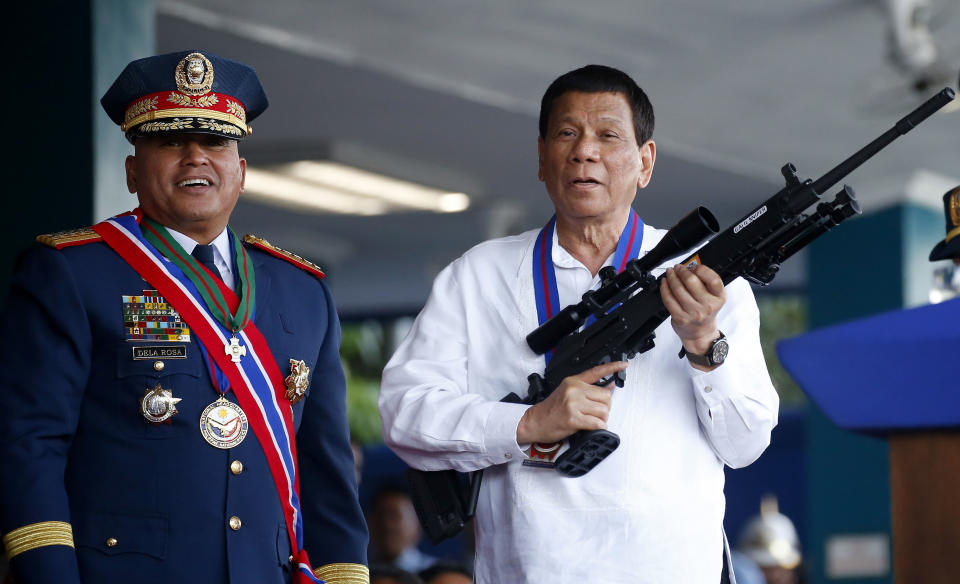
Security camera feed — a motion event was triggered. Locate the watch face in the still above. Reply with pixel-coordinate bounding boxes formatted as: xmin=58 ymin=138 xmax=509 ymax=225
xmin=711 ymin=339 xmax=729 ymax=364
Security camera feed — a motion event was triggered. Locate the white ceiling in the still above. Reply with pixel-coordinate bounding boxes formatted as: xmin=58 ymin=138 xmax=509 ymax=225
xmin=156 ymin=0 xmax=960 ymax=316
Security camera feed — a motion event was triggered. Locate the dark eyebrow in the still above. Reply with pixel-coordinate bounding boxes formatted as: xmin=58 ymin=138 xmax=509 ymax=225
xmin=597 ymin=116 xmax=628 ymax=125
xmin=553 ymin=115 xmax=627 ymax=127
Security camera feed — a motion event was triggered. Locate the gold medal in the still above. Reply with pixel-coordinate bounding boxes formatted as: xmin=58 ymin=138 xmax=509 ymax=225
xmin=141 ymin=383 xmax=182 ymax=423
xmin=284 ymin=359 xmax=310 ymax=404
xmin=199 ymin=397 xmax=248 ymax=449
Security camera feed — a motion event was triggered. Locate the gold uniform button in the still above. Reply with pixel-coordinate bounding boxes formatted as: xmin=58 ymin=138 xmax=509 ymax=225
xmin=288 ymin=555 xmax=294 ymax=564
xmin=106 ymin=537 xmax=118 ymax=548
xmin=153 ymin=361 xmax=165 ymax=371
xmin=229 ymin=516 xmax=242 ymax=530
xmin=230 ymin=460 xmax=243 ymax=475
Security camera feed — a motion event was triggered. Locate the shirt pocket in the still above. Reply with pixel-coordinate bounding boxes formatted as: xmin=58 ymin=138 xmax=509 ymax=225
xmin=114 ymin=344 xmax=205 ymax=439
xmin=74 ymin=510 xmax=168 ymax=559
xmin=74 ymin=510 xmax=168 ymax=582
xmin=276 ymin=522 xmax=293 ymax=569
xmin=279 ymin=311 xmax=297 ymax=335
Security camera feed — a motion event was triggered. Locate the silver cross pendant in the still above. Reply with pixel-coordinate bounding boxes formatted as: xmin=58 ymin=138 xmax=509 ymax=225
xmin=225 ymin=335 xmax=247 ymax=363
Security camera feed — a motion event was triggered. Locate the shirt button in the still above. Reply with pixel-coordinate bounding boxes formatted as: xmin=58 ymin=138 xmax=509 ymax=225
xmin=504 ymin=453 xmax=512 ymax=459
xmin=153 ymin=361 xmax=165 ymax=371
xmin=704 ymin=385 xmax=713 ymax=393
xmin=229 ymin=516 xmax=242 ymax=531
xmin=106 ymin=537 xmax=118 ymax=548
xmin=230 ymin=460 xmax=244 ymax=475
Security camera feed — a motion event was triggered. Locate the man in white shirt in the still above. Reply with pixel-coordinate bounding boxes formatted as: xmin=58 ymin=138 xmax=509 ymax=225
xmin=379 ymin=64 xmax=779 ymax=584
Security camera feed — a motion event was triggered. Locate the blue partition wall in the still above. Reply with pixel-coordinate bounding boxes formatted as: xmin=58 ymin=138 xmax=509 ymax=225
xmin=723 ymin=408 xmax=807 ymax=550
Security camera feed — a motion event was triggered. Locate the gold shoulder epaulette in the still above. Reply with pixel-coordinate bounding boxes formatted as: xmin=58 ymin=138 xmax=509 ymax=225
xmin=36 ymin=227 xmax=102 ymax=249
xmin=243 ymin=234 xmax=326 ymax=280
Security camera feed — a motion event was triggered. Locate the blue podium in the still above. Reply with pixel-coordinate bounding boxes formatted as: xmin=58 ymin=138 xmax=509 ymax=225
xmin=778 ymin=298 xmax=960 ymax=583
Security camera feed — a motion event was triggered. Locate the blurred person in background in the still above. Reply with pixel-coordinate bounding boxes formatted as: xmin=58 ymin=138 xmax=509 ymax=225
xmin=418 ymin=561 xmax=473 ymax=584
xmin=928 ymin=186 xmax=960 ymax=302
xmin=367 ymin=485 xmax=438 ymax=573
xmin=730 ymin=550 xmax=767 ymax=584
xmin=370 ymin=565 xmax=425 ymax=584
xmin=928 ymin=186 xmax=960 ymax=266
xmin=737 ymin=495 xmax=804 ymax=584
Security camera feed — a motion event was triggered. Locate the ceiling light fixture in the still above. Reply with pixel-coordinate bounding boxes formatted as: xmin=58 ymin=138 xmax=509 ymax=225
xmin=243 ymin=160 xmax=470 ymax=215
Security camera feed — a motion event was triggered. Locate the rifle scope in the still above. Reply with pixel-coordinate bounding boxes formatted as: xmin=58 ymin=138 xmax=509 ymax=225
xmin=526 ymin=206 xmax=719 ymax=355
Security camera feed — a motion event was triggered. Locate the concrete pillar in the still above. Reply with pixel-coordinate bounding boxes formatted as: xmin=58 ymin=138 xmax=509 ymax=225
xmin=93 ymin=0 xmax=156 ymax=221
xmin=0 ymin=1 xmax=153 ymax=307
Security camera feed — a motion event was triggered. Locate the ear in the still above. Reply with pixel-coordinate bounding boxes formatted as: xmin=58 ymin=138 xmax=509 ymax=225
xmin=636 ymin=140 xmax=656 ymax=189
xmin=537 ymin=137 xmax=545 ymax=182
xmin=124 ymin=155 xmax=138 ymax=194
xmin=238 ymin=157 xmax=247 ymax=193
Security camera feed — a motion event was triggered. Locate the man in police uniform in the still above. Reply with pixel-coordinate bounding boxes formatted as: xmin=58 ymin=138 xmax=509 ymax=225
xmin=929 ymin=186 xmax=960 ymax=265
xmin=0 ymin=50 xmax=368 ymax=583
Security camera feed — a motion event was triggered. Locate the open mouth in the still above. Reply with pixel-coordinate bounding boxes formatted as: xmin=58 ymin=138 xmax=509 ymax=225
xmin=176 ymin=178 xmax=212 ymax=188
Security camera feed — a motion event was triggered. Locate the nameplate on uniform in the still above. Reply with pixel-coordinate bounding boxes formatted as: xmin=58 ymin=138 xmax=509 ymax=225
xmin=122 ymin=289 xmax=191 ymax=342
xmin=132 ymin=345 xmax=187 ymax=360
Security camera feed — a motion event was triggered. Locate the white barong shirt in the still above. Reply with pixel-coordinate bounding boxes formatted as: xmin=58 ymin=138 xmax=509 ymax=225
xmin=380 ymin=224 xmax=779 ymax=584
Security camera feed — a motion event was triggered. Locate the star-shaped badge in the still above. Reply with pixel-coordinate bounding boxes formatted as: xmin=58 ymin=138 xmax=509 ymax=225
xmin=141 ymin=383 xmax=182 ymax=424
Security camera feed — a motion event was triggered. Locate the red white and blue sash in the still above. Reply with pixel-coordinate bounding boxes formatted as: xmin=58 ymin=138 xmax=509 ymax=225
xmin=93 ymin=210 xmax=323 ymax=584
xmin=532 ymin=209 xmax=644 ymax=364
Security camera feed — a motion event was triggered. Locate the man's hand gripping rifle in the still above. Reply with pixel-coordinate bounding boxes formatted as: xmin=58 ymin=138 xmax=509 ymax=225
xmin=408 ymin=87 xmax=955 ymax=541
xmin=520 ymin=87 xmax=955 ymax=477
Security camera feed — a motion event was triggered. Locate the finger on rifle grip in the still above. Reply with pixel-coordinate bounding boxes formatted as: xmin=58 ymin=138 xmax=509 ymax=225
xmin=576 ymin=360 xmax=629 ymax=384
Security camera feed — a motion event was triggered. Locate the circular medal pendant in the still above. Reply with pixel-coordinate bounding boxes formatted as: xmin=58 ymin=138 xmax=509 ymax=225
xmin=200 ymin=397 xmax=248 ymax=449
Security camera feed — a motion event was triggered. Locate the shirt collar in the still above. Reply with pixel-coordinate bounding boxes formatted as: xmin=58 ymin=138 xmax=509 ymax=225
xmin=165 ymin=226 xmax=231 ymax=267
xmin=551 ymin=225 xmax=616 ymax=271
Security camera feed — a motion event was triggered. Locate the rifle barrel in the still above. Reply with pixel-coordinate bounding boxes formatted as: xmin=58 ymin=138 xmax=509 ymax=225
xmin=811 ymin=87 xmax=954 ymax=194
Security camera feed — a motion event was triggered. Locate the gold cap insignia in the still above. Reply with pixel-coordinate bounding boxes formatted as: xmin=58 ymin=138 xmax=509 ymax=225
xmin=285 ymin=359 xmax=310 ymax=404
xmin=175 ymin=52 xmax=214 ymax=96
xmin=950 ymin=190 xmax=960 ymax=227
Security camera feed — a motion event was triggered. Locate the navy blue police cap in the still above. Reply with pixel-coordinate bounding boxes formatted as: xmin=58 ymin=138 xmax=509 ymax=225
xmin=101 ymin=50 xmax=268 ymax=142
xmin=929 ymin=186 xmax=960 ymax=261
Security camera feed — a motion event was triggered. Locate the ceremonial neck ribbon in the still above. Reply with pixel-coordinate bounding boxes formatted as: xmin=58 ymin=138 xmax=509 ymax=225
xmin=532 ymin=209 xmax=644 ymax=364
xmin=93 ymin=210 xmax=323 ymax=584
xmin=140 ymin=216 xmax=255 ymax=335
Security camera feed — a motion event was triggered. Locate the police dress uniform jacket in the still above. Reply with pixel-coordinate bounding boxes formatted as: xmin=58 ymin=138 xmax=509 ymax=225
xmin=379 ymin=224 xmax=780 ymax=584
xmin=0 ymin=225 xmax=368 ymax=583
